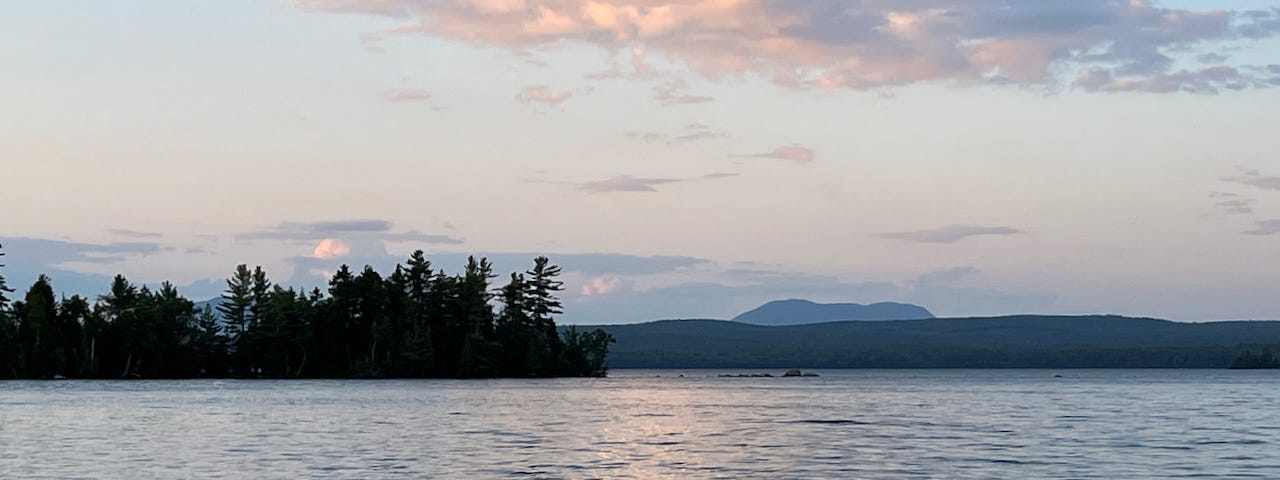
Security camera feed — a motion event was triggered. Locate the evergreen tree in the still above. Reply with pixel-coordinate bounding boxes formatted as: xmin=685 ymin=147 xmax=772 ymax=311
xmin=0 ymin=243 xmax=12 ymax=313
xmin=2 ymin=255 xmax=610 ymax=379
xmin=218 ymin=265 xmax=254 ymax=374
xmin=57 ymin=295 xmax=90 ymax=377
xmin=18 ymin=276 xmax=59 ymax=378
xmin=98 ymin=275 xmax=140 ymax=377
xmin=193 ymin=305 xmax=226 ymax=376
xmin=525 ymin=256 xmax=564 ymax=375
xmin=497 ymin=273 xmax=532 ymax=376
xmin=0 ymin=243 xmax=16 ymax=378
xmin=402 ymin=251 xmax=435 ymax=376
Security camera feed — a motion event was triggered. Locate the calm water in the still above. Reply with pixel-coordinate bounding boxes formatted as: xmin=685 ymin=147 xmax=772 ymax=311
xmin=2 ymin=370 xmax=1278 ymax=479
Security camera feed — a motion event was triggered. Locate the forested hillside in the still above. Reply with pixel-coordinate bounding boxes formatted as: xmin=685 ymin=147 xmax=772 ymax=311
xmin=0 ymin=244 xmax=613 ymax=379
xmin=593 ymin=317 xmax=1280 ymax=368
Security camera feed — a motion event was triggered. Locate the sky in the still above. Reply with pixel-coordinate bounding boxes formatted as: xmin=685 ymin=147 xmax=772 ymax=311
xmin=3 ymin=0 xmax=1280 ymax=323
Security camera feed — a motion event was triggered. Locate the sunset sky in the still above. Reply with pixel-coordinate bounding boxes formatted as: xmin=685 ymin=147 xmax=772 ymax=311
xmin=4 ymin=0 xmax=1280 ymax=323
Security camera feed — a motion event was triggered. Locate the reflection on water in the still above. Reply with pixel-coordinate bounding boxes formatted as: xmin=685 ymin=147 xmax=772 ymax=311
xmin=2 ymin=370 xmax=1279 ymax=478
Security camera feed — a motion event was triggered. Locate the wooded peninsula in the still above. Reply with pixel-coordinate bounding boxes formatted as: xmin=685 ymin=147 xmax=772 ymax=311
xmin=0 ymin=244 xmax=614 ymax=379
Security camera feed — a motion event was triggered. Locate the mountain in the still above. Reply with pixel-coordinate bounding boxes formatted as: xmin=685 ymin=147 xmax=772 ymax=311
xmin=732 ymin=299 xmax=933 ymax=325
xmin=586 ymin=315 xmax=1280 ymax=369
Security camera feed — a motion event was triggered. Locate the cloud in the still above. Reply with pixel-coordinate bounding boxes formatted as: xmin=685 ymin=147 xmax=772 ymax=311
xmin=237 ymin=219 xmax=463 ymax=244
xmin=284 ymin=249 xmax=713 ymax=291
xmin=1196 ymin=52 xmax=1229 ymax=64
xmin=516 ymin=85 xmax=572 ymax=105
xmin=880 ymin=225 xmax=1024 ymax=244
xmin=912 ymin=266 xmax=980 ymax=286
xmin=581 ymin=276 xmax=623 ymax=296
xmin=1074 ymin=66 xmax=1254 ymax=94
xmin=106 ymin=228 xmax=163 ymax=239
xmin=0 ymin=237 xmax=185 ymax=299
xmin=383 ymin=88 xmax=432 ymax=102
xmin=578 ymin=172 xmax=736 ymax=193
xmin=1244 ymin=220 xmax=1280 ymax=236
xmin=1214 ymin=198 xmax=1255 ymax=215
xmin=313 ymin=239 xmax=352 ymax=259
xmin=652 ymin=80 xmax=714 ymax=105
xmin=738 ymin=144 xmax=816 ymax=165
xmin=627 ymin=123 xmax=728 ymax=144
xmin=290 ymin=1 xmax=1280 ymax=93
xmin=581 ymin=175 xmax=680 ymax=193
xmin=1 ymin=237 xmax=166 ymax=266
xmin=1222 ymin=168 xmax=1280 ymax=191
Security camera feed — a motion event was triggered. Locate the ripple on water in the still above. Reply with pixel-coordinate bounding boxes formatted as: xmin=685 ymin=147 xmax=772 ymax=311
xmin=1 ymin=371 xmax=1279 ymax=479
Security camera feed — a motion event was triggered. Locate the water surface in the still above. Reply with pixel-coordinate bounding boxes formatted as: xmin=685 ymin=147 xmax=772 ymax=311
xmin=2 ymin=370 xmax=1277 ymax=478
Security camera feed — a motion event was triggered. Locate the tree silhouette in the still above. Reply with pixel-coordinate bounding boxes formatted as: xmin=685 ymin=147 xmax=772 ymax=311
xmin=0 ymin=249 xmax=614 ymax=379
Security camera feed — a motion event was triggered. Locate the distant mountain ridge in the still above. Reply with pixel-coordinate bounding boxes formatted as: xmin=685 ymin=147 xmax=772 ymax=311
xmin=586 ymin=315 xmax=1280 ymax=369
xmin=733 ymin=299 xmax=934 ymax=325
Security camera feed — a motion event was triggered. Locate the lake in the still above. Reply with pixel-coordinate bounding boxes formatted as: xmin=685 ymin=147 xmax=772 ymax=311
xmin=2 ymin=370 xmax=1277 ymax=478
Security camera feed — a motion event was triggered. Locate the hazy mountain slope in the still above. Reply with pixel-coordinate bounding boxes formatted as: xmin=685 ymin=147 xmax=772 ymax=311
xmin=587 ymin=316 xmax=1280 ymax=368
xmin=733 ymin=299 xmax=933 ymax=325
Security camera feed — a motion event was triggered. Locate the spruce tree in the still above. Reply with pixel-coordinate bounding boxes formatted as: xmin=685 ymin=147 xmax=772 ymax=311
xmin=219 ymin=265 xmax=254 ymax=374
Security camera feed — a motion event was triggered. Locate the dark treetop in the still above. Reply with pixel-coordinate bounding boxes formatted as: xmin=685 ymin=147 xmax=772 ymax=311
xmin=0 ymin=246 xmax=613 ymax=379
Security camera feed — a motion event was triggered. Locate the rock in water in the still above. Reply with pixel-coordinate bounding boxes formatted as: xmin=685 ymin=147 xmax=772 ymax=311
xmin=784 ymin=369 xmax=803 ymax=377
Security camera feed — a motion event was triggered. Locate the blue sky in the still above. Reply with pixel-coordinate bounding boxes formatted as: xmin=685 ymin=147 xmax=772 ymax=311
xmin=3 ymin=0 xmax=1280 ymax=322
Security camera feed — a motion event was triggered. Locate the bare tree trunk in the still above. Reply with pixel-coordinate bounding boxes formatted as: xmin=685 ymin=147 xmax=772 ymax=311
xmin=294 ymin=351 xmax=307 ymax=378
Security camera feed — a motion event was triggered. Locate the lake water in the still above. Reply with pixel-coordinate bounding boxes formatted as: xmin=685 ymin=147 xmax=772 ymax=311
xmin=2 ymin=370 xmax=1278 ymax=479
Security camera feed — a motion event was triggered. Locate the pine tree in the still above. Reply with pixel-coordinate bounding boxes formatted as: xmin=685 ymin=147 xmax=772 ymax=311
xmin=402 ymin=251 xmax=435 ymax=376
xmin=497 ymin=273 xmax=531 ymax=376
xmin=525 ymin=257 xmax=564 ymax=376
xmin=194 ymin=305 xmax=226 ymax=376
xmin=2 ymin=254 xmax=609 ymax=379
xmin=0 ymin=243 xmax=16 ymax=378
xmin=18 ymin=275 xmax=59 ymax=378
xmin=99 ymin=275 xmax=143 ymax=377
xmin=218 ymin=265 xmax=254 ymax=374
xmin=0 ymin=243 xmax=12 ymax=314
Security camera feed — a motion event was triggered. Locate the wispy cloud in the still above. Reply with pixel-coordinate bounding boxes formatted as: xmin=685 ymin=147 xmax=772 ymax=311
xmin=1213 ymin=196 xmax=1255 ymax=215
xmin=1244 ymin=219 xmax=1280 ymax=236
xmin=291 ymin=1 xmax=1280 ymax=93
xmin=880 ymin=225 xmax=1024 ymax=244
xmin=627 ymin=123 xmax=727 ymax=145
xmin=737 ymin=144 xmax=816 ymax=165
xmin=581 ymin=175 xmax=680 ymax=193
xmin=1 ymin=237 xmax=166 ymax=266
xmin=106 ymin=228 xmax=162 ymax=239
xmin=517 ymin=85 xmax=572 ymax=105
xmin=1074 ymin=66 xmax=1255 ymax=94
xmin=1222 ymin=168 xmax=1280 ymax=191
xmin=653 ymin=80 xmax=713 ymax=106
xmin=237 ymin=219 xmax=462 ymax=244
xmin=579 ymin=172 xmax=737 ymax=193
xmin=912 ymin=266 xmax=980 ymax=286
xmin=383 ymin=88 xmax=431 ymax=102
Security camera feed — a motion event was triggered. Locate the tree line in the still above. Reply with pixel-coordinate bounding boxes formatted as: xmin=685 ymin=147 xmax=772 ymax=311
xmin=0 ymin=244 xmax=614 ymax=379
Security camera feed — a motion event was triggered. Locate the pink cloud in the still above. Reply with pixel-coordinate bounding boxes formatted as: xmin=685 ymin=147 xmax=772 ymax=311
xmin=580 ymin=276 xmax=621 ymax=296
xmin=383 ymin=88 xmax=432 ymax=102
xmin=312 ymin=238 xmax=351 ymax=259
xmin=739 ymin=144 xmax=816 ymax=165
xmin=516 ymin=85 xmax=572 ymax=105
xmin=290 ymin=1 xmax=1280 ymax=93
